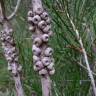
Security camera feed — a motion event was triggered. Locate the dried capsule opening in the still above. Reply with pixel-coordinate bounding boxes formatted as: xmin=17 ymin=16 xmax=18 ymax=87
xmin=28 ymin=11 xmax=33 ymax=17
xmin=34 ymin=39 xmax=39 ymax=44
xmin=33 ymin=49 xmax=36 ymax=53
xmin=36 ymin=64 xmax=39 ymax=67
xmin=33 ymin=37 xmax=42 ymax=47
xmin=49 ymin=50 xmax=52 ymax=54
xmin=32 ymin=15 xmax=41 ymax=24
xmin=34 ymin=18 xmax=39 ymax=23
xmin=40 ymin=23 xmax=46 ymax=29
xmin=34 ymin=40 xmax=38 ymax=45
xmin=44 ymin=14 xmax=48 ymax=19
xmin=45 ymin=60 xmax=49 ymax=64
xmin=45 ymin=36 xmax=48 ymax=39
xmin=44 ymin=16 xmax=48 ymax=20
xmin=38 ymin=21 xmax=47 ymax=29
xmin=44 ymin=60 xmax=50 ymax=66
xmin=44 ymin=35 xmax=49 ymax=41
xmin=32 ymin=48 xmax=41 ymax=55
xmin=41 ymin=12 xmax=49 ymax=20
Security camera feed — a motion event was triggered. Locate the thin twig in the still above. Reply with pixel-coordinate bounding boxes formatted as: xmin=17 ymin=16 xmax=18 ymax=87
xmin=7 ymin=0 xmax=21 ymax=20
xmin=66 ymin=12 xmax=96 ymax=96
xmin=77 ymin=61 xmax=96 ymax=76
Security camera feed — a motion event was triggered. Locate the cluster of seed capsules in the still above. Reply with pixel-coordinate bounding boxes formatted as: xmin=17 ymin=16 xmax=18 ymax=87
xmin=0 ymin=23 xmax=22 ymax=75
xmin=27 ymin=9 xmax=55 ymax=76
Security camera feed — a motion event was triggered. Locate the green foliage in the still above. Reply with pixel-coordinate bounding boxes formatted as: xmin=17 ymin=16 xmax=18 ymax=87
xmin=0 ymin=0 xmax=96 ymax=96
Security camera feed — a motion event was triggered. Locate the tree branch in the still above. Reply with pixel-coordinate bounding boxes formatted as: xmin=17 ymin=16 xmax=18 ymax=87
xmin=0 ymin=0 xmax=6 ymax=23
xmin=66 ymin=11 xmax=96 ymax=96
xmin=7 ymin=0 xmax=21 ymax=20
xmin=28 ymin=0 xmax=55 ymax=96
xmin=0 ymin=0 xmax=24 ymax=96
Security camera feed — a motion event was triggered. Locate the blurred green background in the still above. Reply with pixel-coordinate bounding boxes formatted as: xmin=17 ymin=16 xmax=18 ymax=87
xmin=0 ymin=0 xmax=96 ymax=96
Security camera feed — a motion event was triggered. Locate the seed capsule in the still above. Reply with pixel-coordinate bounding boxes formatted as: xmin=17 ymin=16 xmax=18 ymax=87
xmin=27 ymin=17 xmax=33 ymax=22
xmin=10 ymin=47 xmax=16 ymax=53
xmin=0 ymin=37 xmax=5 ymax=41
xmin=11 ymin=63 xmax=17 ymax=75
xmin=8 ymin=66 xmax=12 ymax=71
xmin=1 ymin=30 xmax=3 ymax=34
xmin=6 ymin=36 xmax=11 ymax=40
xmin=44 ymin=47 xmax=53 ymax=56
xmin=42 ymin=34 xmax=49 ymax=42
xmin=33 ymin=55 xmax=40 ymax=63
xmin=5 ymin=55 xmax=12 ymax=62
xmin=29 ymin=25 xmax=35 ymax=32
xmin=6 ymin=29 xmax=13 ymax=35
xmin=18 ymin=65 xmax=22 ymax=72
xmin=7 ymin=50 xmax=13 ymax=55
xmin=48 ymin=30 xmax=53 ymax=37
xmin=33 ymin=65 xmax=39 ymax=71
xmin=33 ymin=37 xmax=42 ymax=47
xmin=42 ymin=57 xmax=51 ymax=66
xmin=14 ymin=56 xmax=19 ymax=62
xmin=43 ymin=25 xmax=51 ymax=33
xmin=32 ymin=45 xmax=41 ymax=55
xmin=39 ymin=69 xmax=47 ymax=75
xmin=31 ymin=34 xmax=36 ymax=40
xmin=28 ymin=10 xmax=33 ymax=17
xmin=47 ymin=62 xmax=54 ymax=70
xmin=51 ymin=58 xmax=55 ymax=64
xmin=6 ymin=36 xmax=14 ymax=44
xmin=31 ymin=15 xmax=41 ymax=24
xmin=49 ymin=68 xmax=55 ymax=75
xmin=38 ymin=20 xmax=46 ymax=29
xmin=4 ymin=47 xmax=9 ymax=53
xmin=46 ymin=17 xmax=51 ymax=24
xmin=11 ymin=52 xmax=17 ymax=58
xmin=35 ymin=61 xmax=43 ymax=70
xmin=8 ymin=63 xmax=12 ymax=71
xmin=41 ymin=12 xmax=48 ymax=20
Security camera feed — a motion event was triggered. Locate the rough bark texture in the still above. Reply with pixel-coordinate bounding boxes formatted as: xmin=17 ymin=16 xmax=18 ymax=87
xmin=41 ymin=75 xmax=52 ymax=96
xmin=14 ymin=74 xmax=24 ymax=96
xmin=0 ymin=0 xmax=24 ymax=96
xmin=28 ymin=0 xmax=55 ymax=96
